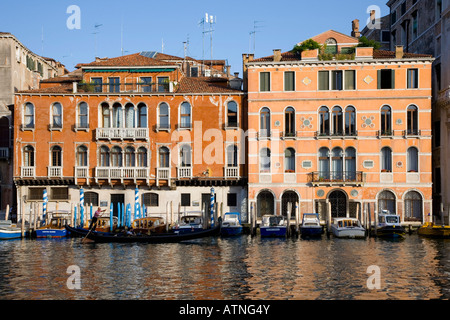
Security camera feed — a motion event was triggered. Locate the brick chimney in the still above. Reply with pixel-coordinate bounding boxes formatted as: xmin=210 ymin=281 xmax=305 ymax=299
xmin=395 ymin=45 xmax=404 ymax=59
xmin=242 ymin=53 xmax=254 ymax=91
xmin=351 ymin=19 xmax=360 ymax=38
xmin=273 ymin=49 xmax=282 ymax=62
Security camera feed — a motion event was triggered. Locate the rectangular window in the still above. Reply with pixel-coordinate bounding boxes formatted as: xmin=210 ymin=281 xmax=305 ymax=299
xmin=51 ymin=187 xmax=69 ymax=200
xmin=381 ymin=30 xmax=390 ymax=43
xmin=140 ymin=77 xmax=152 ymax=92
xmin=378 ymin=69 xmax=395 ymax=89
xmin=158 ymin=77 xmax=169 ymax=92
xmin=401 ymin=1 xmax=406 ymax=15
xmin=28 ymin=187 xmax=45 ymax=200
xmin=181 ymin=193 xmax=191 ymax=206
xmin=284 ymin=71 xmax=295 ymax=91
xmin=344 ymin=70 xmax=355 ymax=90
xmin=109 ymin=77 xmax=120 ymax=93
xmin=85 ymin=192 xmax=99 ymax=206
xmin=142 ymin=193 xmax=159 ymax=207
xmin=318 ymin=71 xmax=329 ymax=90
xmin=407 ymin=69 xmax=419 ymax=88
xmin=412 ymin=11 xmax=418 ymax=39
xmin=433 ymin=120 xmax=441 ymax=147
xmin=391 ymin=10 xmax=397 ymax=25
xmin=227 ymin=193 xmax=237 ymax=207
xmin=260 ymin=72 xmax=270 ymax=92
xmin=92 ymin=78 xmax=103 ymax=93
xmin=331 ymin=71 xmax=343 ymax=90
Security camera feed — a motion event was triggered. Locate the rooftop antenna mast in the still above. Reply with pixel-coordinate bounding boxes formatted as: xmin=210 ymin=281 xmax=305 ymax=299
xmin=92 ymin=24 xmax=103 ymax=58
xmin=249 ymin=20 xmax=264 ymax=54
xmin=162 ymin=38 xmax=165 ymax=53
xmin=206 ymin=13 xmax=216 ymax=75
xmin=198 ymin=16 xmax=206 ymax=76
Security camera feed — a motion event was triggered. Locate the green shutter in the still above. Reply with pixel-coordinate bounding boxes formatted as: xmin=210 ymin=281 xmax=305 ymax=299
xmin=260 ymin=72 xmax=270 ymax=91
xmin=284 ymin=71 xmax=294 ymax=91
xmin=377 ymin=70 xmax=381 ymax=89
xmin=318 ymin=71 xmax=329 ymax=90
xmin=344 ymin=70 xmax=355 ymax=90
xmin=390 ymin=69 xmax=395 ymax=89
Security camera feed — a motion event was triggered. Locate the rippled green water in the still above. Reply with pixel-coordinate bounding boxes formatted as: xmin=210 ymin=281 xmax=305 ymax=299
xmin=0 ymin=234 xmax=449 ymax=300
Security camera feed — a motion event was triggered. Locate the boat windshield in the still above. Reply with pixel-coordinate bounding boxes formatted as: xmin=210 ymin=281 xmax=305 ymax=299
xmin=385 ymin=216 xmax=399 ymax=224
xmin=338 ymin=220 xmax=361 ymax=228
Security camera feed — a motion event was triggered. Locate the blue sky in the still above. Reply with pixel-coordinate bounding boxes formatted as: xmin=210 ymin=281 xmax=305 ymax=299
xmin=0 ymin=0 xmax=390 ymax=74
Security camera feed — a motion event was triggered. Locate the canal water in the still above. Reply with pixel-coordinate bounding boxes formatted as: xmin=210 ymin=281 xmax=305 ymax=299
xmin=0 ymin=233 xmax=449 ymax=300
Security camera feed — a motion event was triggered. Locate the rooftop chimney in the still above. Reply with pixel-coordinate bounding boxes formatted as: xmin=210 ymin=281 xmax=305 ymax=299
xmin=273 ymin=49 xmax=282 ymax=62
xmin=351 ymin=19 xmax=360 ymax=38
xmin=395 ymin=45 xmax=404 ymax=59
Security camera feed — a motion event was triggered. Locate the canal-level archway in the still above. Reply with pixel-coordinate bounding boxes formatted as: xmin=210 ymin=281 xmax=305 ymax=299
xmin=281 ymin=190 xmax=299 ymax=218
xmin=328 ymin=189 xmax=347 ymax=218
xmin=257 ymin=190 xmax=275 ymax=218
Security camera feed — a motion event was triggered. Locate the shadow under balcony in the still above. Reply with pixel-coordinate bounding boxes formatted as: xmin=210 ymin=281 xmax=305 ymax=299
xmin=309 ymin=171 xmax=364 ymax=187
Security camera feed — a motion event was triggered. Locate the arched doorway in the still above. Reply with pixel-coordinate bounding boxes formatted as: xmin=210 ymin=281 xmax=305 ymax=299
xmin=329 ymin=190 xmax=347 ymax=218
xmin=257 ymin=191 xmax=274 ymax=218
xmin=281 ymin=191 xmax=299 ymax=218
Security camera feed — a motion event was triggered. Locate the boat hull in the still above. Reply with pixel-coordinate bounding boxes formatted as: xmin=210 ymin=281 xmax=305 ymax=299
xmin=0 ymin=229 xmax=22 ymax=240
xmin=35 ymin=229 xmax=67 ymax=238
xmin=331 ymin=226 xmax=366 ymax=239
xmin=418 ymin=223 xmax=450 ymax=238
xmin=221 ymin=226 xmax=243 ymax=236
xmin=86 ymin=225 xmax=221 ymax=243
xmin=376 ymin=226 xmax=406 ymax=238
xmin=300 ymin=226 xmax=323 ymax=237
xmin=260 ymin=226 xmax=286 ymax=237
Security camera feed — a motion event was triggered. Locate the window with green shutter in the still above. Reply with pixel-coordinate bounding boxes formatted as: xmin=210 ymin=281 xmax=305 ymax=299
xmin=344 ymin=70 xmax=355 ymax=90
xmin=260 ymin=72 xmax=270 ymax=92
xmin=284 ymin=71 xmax=295 ymax=91
xmin=318 ymin=71 xmax=329 ymax=90
xmin=378 ymin=69 xmax=395 ymax=89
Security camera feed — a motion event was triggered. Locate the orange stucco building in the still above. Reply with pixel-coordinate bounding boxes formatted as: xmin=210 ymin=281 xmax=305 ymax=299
xmin=244 ymin=30 xmax=434 ymax=228
xmin=13 ymin=52 xmax=246 ymax=223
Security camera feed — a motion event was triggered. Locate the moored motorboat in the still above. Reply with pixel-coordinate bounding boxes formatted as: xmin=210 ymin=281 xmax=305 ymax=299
xmin=375 ymin=210 xmax=405 ymax=238
xmin=0 ymin=220 xmax=22 ymax=240
xmin=260 ymin=215 xmax=287 ymax=237
xmin=132 ymin=216 xmax=167 ymax=235
xmin=36 ymin=211 xmax=71 ymax=238
xmin=173 ymin=213 xmax=204 ymax=234
xmin=331 ymin=217 xmax=366 ymax=239
xmin=86 ymin=224 xmax=221 ymax=243
xmin=220 ymin=212 xmax=243 ymax=236
xmin=300 ymin=213 xmax=323 ymax=238
xmin=417 ymin=222 xmax=450 ymax=238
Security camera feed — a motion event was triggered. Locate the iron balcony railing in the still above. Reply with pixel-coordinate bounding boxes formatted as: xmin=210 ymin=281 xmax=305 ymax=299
xmin=77 ymin=82 xmax=171 ymax=94
xmin=315 ymin=130 xmax=358 ymax=138
xmin=310 ymin=171 xmax=364 ymax=185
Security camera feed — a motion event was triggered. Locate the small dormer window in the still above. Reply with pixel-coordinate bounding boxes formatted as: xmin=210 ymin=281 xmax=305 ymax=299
xmin=324 ymin=38 xmax=337 ymax=54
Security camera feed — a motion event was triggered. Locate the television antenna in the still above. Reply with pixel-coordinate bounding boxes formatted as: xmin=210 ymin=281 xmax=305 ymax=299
xmin=249 ymin=20 xmax=264 ymax=54
xmin=199 ymin=13 xmax=216 ymax=76
xmin=92 ymin=24 xmax=103 ymax=57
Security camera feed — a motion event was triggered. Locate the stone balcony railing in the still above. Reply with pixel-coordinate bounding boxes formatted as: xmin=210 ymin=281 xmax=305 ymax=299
xmin=95 ymin=128 xmax=149 ymax=141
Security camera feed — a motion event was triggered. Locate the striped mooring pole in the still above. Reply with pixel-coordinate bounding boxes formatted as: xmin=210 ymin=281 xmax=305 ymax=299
xmin=210 ymin=187 xmax=215 ymax=228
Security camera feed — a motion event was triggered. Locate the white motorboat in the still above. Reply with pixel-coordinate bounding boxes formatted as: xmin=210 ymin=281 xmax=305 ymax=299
xmin=331 ymin=217 xmax=366 ymax=239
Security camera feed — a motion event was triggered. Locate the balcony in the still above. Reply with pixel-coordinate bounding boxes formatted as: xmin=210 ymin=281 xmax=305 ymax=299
xmin=96 ymin=128 xmax=149 ymax=141
xmin=177 ymin=167 xmax=192 ymax=179
xmin=224 ymin=166 xmax=240 ymax=179
xmin=156 ymin=167 xmax=171 ymax=186
xmin=309 ymin=171 xmax=364 ymax=186
xmin=0 ymin=148 xmax=9 ymax=159
xmin=21 ymin=166 xmax=35 ymax=178
xmin=377 ymin=130 xmax=395 ymax=138
xmin=402 ymin=129 xmax=421 ymax=137
xmin=281 ymin=131 xmax=297 ymax=139
xmin=77 ymin=81 xmax=172 ymax=94
xmin=48 ymin=166 xmax=62 ymax=178
xmin=75 ymin=166 xmax=90 ymax=185
xmin=315 ymin=131 xmax=358 ymax=139
xmin=95 ymin=167 xmax=149 ymax=184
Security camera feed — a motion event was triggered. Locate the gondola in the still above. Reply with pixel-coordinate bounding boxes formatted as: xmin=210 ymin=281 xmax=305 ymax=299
xmin=65 ymin=225 xmax=117 ymax=237
xmin=83 ymin=224 xmax=221 ymax=243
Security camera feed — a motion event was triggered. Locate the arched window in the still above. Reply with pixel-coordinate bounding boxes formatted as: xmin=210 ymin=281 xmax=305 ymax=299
xmin=381 ymin=147 xmax=392 ymax=172
xmin=404 ymin=191 xmax=422 ymax=221
xmin=112 ymin=103 xmax=123 ymax=128
xmin=23 ymin=103 xmax=35 ymax=129
xmin=124 ymin=103 xmax=135 ymax=128
xmin=407 ymin=105 xmax=418 ymax=135
xmin=331 ymin=147 xmax=343 ymax=180
xmin=159 ymin=102 xmax=170 ymax=129
xmin=180 ymin=102 xmax=191 ymax=129
xmin=125 ymin=146 xmax=135 ymax=167
xmin=332 ymin=106 xmax=343 ymax=135
xmin=318 ymin=147 xmax=330 ymax=179
xmin=51 ymin=145 xmax=62 ymax=167
xmin=101 ymin=103 xmax=110 ymax=128
xmin=111 ymin=146 xmax=122 ymax=167
xmin=180 ymin=145 xmax=191 ymax=167
xmin=159 ymin=146 xmax=170 ymax=168
xmin=381 ymin=105 xmax=392 ymax=135
xmin=100 ymin=146 xmax=110 ymax=167
xmin=260 ymin=148 xmax=271 ymax=172
xmin=76 ymin=145 xmax=88 ymax=167
xmin=284 ymin=107 xmax=295 ymax=137
xmin=324 ymin=38 xmax=338 ymax=54
xmin=51 ymin=103 xmax=63 ymax=128
xmin=23 ymin=145 xmax=34 ymax=166
xmin=345 ymin=106 xmax=356 ymax=136
xmin=226 ymin=145 xmax=238 ymax=167
xmin=284 ymin=148 xmax=295 ymax=172
xmin=227 ymin=101 xmax=238 ymax=127
xmin=407 ymin=147 xmax=418 ymax=172
xmin=319 ymin=106 xmax=330 ymax=135
xmin=137 ymin=103 xmax=147 ymax=128
xmin=260 ymin=107 xmax=271 ymax=138
xmin=378 ymin=190 xmax=396 ymax=213
xmin=78 ymin=102 xmax=88 ymax=129
xmin=137 ymin=147 xmax=148 ymax=167
xmin=345 ymin=147 xmax=356 ymax=180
